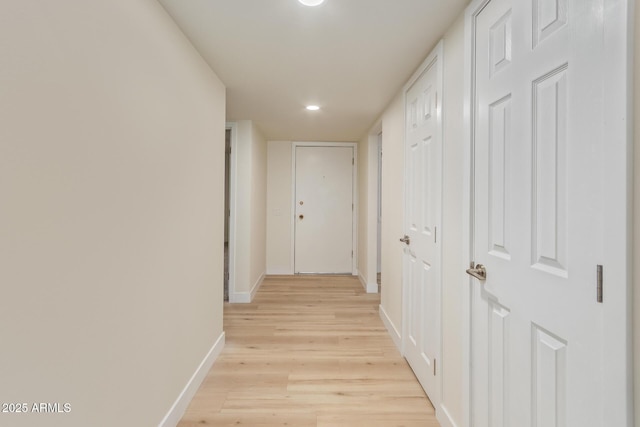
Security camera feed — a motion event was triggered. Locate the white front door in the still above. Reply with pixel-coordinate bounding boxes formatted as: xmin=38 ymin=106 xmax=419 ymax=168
xmin=294 ymin=145 xmax=354 ymax=274
xmin=467 ymin=0 xmax=630 ymax=425
xmin=402 ymin=43 xmax=443 ymax=407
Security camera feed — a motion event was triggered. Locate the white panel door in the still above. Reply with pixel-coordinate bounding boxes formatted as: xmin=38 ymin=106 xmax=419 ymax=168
xmin=467 ymin=0 xmax=627 ymax=426
xmin=402 ymin=46 xmax=442 ymax=407
xmin=294 ymin=145 xmax=354 ymax=274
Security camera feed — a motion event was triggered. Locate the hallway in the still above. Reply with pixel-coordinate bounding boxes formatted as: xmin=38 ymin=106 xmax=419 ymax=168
xmin=178 ymin=275 xmax=439 ymax=426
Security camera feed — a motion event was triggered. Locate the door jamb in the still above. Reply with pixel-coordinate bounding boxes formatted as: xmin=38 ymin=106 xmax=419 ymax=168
xmin=601 ymin=0 xmax=634 ymax=424
xmin=290 ymin=142 xmax=358 ymax=275
xmin=462 ymin=3 xmax=486 ymax=425
xmin=225 ymin=122 xmax=238 ymax=303
xmin=364 ymin=122 xmax=383 ymax=293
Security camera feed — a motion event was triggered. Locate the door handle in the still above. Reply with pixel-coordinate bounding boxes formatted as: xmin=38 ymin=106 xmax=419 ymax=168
xmin=466 ymin=263 xmax=486 ymax=281
xmin=299 ymin=214 xmax=304 ymax=220
xmin=399 ymin=235 xmax=410 ymax=245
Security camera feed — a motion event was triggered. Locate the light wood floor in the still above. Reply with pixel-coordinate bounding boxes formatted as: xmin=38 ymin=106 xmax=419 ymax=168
xmin=178 ymin=275 xmax=440 ymax=427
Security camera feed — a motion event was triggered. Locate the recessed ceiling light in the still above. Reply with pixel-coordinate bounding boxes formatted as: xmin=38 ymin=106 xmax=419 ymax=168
xmin=306 ymin=105 xmax=320 ymax=111
xmin=299 ymin=0 xmax=325 ymax=6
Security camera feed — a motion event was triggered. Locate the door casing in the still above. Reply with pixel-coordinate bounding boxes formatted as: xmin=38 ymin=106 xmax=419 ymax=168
xmin=366 ymin=123 xmax=383 ymax=293
xmin=225 ymin=122 xmax=238 ymax=303
xmin=291 ymin=142 xmax=358 ymax=275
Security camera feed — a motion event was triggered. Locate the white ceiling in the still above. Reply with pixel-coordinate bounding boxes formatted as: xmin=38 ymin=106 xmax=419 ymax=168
xmin=157 ymin=0 xmax=469 ymax=141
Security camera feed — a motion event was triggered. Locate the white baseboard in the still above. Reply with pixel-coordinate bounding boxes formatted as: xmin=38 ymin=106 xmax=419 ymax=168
xmin=250 ymin=273 xmax=264 ymax=300
xmin=379 ymin=304 xmax=402 ymax=352
xmin=229 ymin=273 xmax=264 ymax=303
xmin=357 ymin=272 xmax=379 ymax=294
xmin=159 ymin=331 xmax=225 ymax=427
xmin=266 ymin=268 xmax=293 ymax=275
xmin=366 ymin=281 xmax=378 ymax=293
xmin=229 ymin=292 xmax=250 ymax=303
xmin=437 ymin=403 xmax=459 ymax=427
xmin=357 ymin=271 xmax=366 ymax=289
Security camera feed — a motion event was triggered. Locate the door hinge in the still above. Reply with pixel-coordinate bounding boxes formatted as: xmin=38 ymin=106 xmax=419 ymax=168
xmin=352 ymin=157 xmax=354 ymax=165
xmin=434 ymin=226 xmax=437 ymax=243
xmin=351 ymin=250 xmax=353 ymax=258
xmin=433 ymin=358 xmax=436 ymax=376
xmin=597 ymin=265 xmax=603 ymax=303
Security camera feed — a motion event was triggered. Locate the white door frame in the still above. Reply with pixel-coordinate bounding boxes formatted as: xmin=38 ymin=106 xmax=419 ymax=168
xmin=225 ymin=122 xmax=238 ymax=302
xmin=461 ymin=1 xmax=634 ymax=426
xmin=365 ymin=121 xmax=383 ymax=293
xmin=401 ymin=40 xmax=444 ymax=411
xmin=290 ymin=142 xmax=358 ymax=275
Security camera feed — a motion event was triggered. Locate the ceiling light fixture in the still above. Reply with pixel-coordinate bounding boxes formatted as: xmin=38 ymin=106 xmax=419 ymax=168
xmin=298 ymin=0 xmax=325 ymax=6
xmin=306 ymin=105 xmax=320 ymax=111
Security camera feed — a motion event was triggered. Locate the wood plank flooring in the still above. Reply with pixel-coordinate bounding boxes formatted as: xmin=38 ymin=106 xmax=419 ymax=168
xmin=178 ymin=275 xmax=440 ymax=427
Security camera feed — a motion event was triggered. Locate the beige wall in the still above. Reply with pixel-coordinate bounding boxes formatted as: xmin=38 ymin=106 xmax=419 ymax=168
xmin=232 ymin=121 xmax=267 ymax=299
xmin=379 ymin=93 xmax=406 ymax=338
xmin=357 ymin=124 xmax=383 ymax=292
xmin=0 ymin=0 xmax=226 ymax=426
xmin=440 ymin=13 xmax=466 ymax=425
xmin=373 ymin=50 xmax=468 ymax=399
xmin=251 ymin=125 xmax=268 ymax=288
xmin=234 ymin=121 xmax=252 ymax=294
xmin=634 ymin=0 xmax=639 ymax=424
xmin=266 ymin=141 xmax=294 ymax=274
xmin=372 ymin=12 xmax=467 ymax=427
xmin=357 ymin=134 xmax=370 ymax=282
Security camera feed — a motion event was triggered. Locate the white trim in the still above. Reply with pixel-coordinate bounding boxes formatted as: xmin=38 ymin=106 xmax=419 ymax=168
xmin=229 ymin=273 xmax=264 ymax=304
xmin=366 ymin=121 xmax=383 ymax=294
xmin=462 ymin=3 xmax=483 ymax=426
xmin=158 ymin=332 xmax=225 ymax=427
xmin=379 ymin=304 xmax=402 ymax=351
xmin=250 ymin=273 xmax=265 ymax=301
xmin=225 ymin=122 xmax=238 ymax=303
xmin=404 ymin=44 xmax=441 ymax=91
xmin=366 ymin=282 xmax=378 ymax=294
xmin=289 ymin=145 xmax=297 ymax=273
xmin=229 ymin=293 xmax=251 ymax=304
xmin=353 ymin=144 xmax=359 ymax=277
xmin=357 ymin=271 xmax=366 ymax=289
xmin=291 ymin=142 xmax=358 ymax=275
xmin=357 ymin=271 xmax=378 ymax=294
xmin=266 ymin=268 xmax=294 ymax=276
xmin=437 ymin=404 xmax=460 ymax=427
xmin=601 ymin=1 xmax=634 ymax=424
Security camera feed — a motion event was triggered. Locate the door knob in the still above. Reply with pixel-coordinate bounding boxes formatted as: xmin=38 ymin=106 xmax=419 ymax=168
xmin=299 ymin=214 xmax=304 ymax=220
xmin=466 ymin=263 xmax=486 ymax=281
xmin=399 ymin=235 xmax=410 ymax=245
